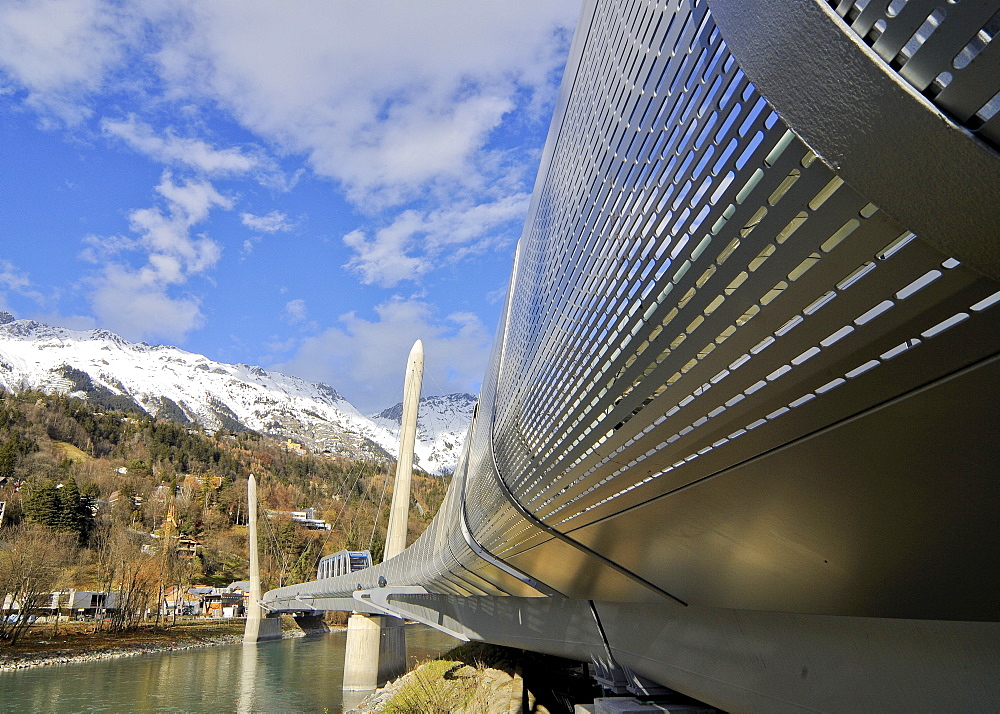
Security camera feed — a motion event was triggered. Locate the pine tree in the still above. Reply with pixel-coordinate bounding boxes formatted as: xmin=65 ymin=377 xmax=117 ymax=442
xmin=0 ymin=441 xmax=15 ymax=481
xmin=57 ymin=477 xmax=77 ymax=537
xmin=22 ymin=478 xmax=60 ymax=528
xmin=0 ymin=432 xmax=38 ymax=480
xmin=53 ymin=476 xmax=95 ymax=544
xmin=21 ymin=476 xmax=93 ymax=544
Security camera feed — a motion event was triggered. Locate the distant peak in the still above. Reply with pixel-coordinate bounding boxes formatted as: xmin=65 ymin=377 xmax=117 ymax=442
xmin=91 ymin=328 xmax=128 ymax=346
xmin=1 ymin=318 xmax=45 ymax=338
xmin=423 ymin=393 xmax=477 ymax=405
xmin=315 ymin=383 xmax=345 ymax=402
xmin=373 ymin=402 xmax=404 ymax=423
xmin=0 ymin=311 xmax=14 ymax=325
xmin=371 ymin=392 xmax=477 ymax=423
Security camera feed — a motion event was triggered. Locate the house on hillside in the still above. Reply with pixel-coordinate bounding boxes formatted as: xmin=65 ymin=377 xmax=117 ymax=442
xmin=175 ymin=536 xmax=200 ymax=558
xmin=61 ymin=591 xmax=118 ymax=619
xmin=108 ymin=490 xmax=142 ymax=509
xmin=280 ymin=438 xmax=308 ymax=455
xmin=291 ymin=508 xmax=331 ymax=530
xmin=266 ymin=507 xmax=331 ymax=530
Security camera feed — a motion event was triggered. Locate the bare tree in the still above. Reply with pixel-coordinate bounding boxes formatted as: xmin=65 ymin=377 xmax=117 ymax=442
xmin=96 ymin=525 xmax=158 ymax=632
xmin=0 ymin=524 xmax=74 ymax=643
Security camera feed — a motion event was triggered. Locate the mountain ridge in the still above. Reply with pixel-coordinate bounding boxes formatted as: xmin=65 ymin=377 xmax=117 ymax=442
xmin=0 ymin=314 xmax=474 ymax=474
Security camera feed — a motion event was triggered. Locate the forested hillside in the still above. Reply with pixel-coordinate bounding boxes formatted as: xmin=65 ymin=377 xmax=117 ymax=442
xmin=0 ymin=389 xmax=448 ymax=638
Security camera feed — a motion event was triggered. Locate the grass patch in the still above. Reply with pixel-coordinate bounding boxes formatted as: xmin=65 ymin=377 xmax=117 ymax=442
xmin=381 ymin=659 xmax=489 ymax=714
xmin=438 ymin=641 xmax=519 ymax=675
xmin=381 ymin=643 xmax=522 ymax=714
xmin=51 ymin=441 xmax=93 ymax=462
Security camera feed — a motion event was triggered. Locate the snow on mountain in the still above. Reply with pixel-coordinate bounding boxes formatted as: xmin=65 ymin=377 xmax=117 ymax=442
xmin=370 ymin=393 xmax=477 ymax=473
xmin=0 ymin=312 xmax=472 ymax=474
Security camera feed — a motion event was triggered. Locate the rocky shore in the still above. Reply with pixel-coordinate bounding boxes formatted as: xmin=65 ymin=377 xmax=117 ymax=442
xmin=0 ymin=620 xmax=279 ymax=672
xmin=0 ymin=633 xmax=244 ymax=672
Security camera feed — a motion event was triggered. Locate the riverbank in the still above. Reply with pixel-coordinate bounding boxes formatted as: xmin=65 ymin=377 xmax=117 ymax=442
xmin=0 ymin=619 xmax=278 ymax=672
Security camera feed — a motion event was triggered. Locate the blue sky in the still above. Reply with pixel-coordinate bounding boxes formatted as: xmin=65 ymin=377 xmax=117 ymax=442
xmin=0 ymin=0 xmax=581 ymax=412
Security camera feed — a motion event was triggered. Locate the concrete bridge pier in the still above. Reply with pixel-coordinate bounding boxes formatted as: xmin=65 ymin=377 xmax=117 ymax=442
xmin=244 ymin=612 xmax=281 ymax=643
xmin=342 ymin=613 xmax=406 ymax=691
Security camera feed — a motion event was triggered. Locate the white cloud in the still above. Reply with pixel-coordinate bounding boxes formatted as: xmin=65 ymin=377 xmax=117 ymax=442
xmin=83 ymin=172 xmax=231 ymax=341
xmin=30 ymin=313 xmax=98 ymax=331
xmin=284 ymin=299 xmax=307 ymax=323
xmin=264 ymin=335 xmax=297 ymax=354
xmin=89 ymin=265 xmax=204 ymax=341
xmin=102 ymin=116 xmax=259 ymax=175
xmin=342 ymin=216 xmax=432 ymax=288
xmin=343 ymin=194 xmax=529 ymax=287
xmin=0 ymin=260 xmax=47 ymax=306
xmin=1 ymin=0 xmax=578 ymax=289
xmin=0 ymin=260 xmax=32 ymax=293
xmin=0 ymin=0 xmax=133 ymax=124
xmin=242 ymin=210 xmax=292 ymax=233
xmin=272 ymin=298 xmax=491 ymax=412
xmin=1 ymin=0 xmax=581 ymax=388
xmin=150 ymin=0 xmax=579 ymax=205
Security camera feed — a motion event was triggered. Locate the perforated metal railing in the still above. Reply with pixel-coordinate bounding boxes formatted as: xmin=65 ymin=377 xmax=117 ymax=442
xmin=264 ymin=0 xmax=1000 ymax=610
xmin=831 ymin=0 xmax=1000 ymax=149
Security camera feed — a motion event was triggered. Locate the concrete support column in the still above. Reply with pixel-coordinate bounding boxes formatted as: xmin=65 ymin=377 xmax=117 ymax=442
xmin=244 ymin=473 xmax=281 ymax=643
xmin=343 ymin=614 xmax=407 ymax=691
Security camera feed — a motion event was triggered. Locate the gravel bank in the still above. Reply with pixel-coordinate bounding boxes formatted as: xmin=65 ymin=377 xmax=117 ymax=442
xmin=0 ymin=620 xmax=312 ymax=672
xmin=0 ymin=633 xmax=245 ymax=672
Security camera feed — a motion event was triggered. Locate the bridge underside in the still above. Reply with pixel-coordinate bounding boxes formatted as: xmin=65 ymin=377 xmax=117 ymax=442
xmin=353 ymin=592 xmax=999 ymax=714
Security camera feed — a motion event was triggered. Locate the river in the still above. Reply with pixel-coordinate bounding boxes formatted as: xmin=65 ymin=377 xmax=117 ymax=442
xmin=0 ymin=625 xmax=460 ymax=713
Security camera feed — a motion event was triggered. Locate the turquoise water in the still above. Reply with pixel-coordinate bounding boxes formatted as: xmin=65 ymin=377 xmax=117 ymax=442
xmin=0 ymin=625 xmax=459 ymax=713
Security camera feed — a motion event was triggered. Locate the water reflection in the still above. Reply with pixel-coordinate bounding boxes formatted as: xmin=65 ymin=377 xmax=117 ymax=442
xmin=0 ymin=624 xmax=459 ymax=713
xmin=237 ymin=644 xmax=257 ymax=714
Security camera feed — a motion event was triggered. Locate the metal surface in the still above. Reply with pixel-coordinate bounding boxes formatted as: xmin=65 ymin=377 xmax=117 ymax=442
xmin=707 ymin=0 xmax=1000 ymax=280
xmin=352 ymin=593 xmax=1000 ymax=713
xmin=264 ymin=0 xmax=1000 ymax=710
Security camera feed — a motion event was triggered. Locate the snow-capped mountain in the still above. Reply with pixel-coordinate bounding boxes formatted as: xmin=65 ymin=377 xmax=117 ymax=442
xmin=0 ymin=312 xmax=473 ymax=474
xmin=370 ymin=393 xmax=477 ymax=471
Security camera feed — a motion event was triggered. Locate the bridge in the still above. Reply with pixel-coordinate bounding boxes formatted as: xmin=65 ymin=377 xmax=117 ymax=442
xmin=263 ymin=1 xmax=1000 ymax=711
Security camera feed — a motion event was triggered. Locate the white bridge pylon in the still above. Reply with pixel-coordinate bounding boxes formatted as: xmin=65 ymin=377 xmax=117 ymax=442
xmin=383 ymin=339 xmax=424 ymax=561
